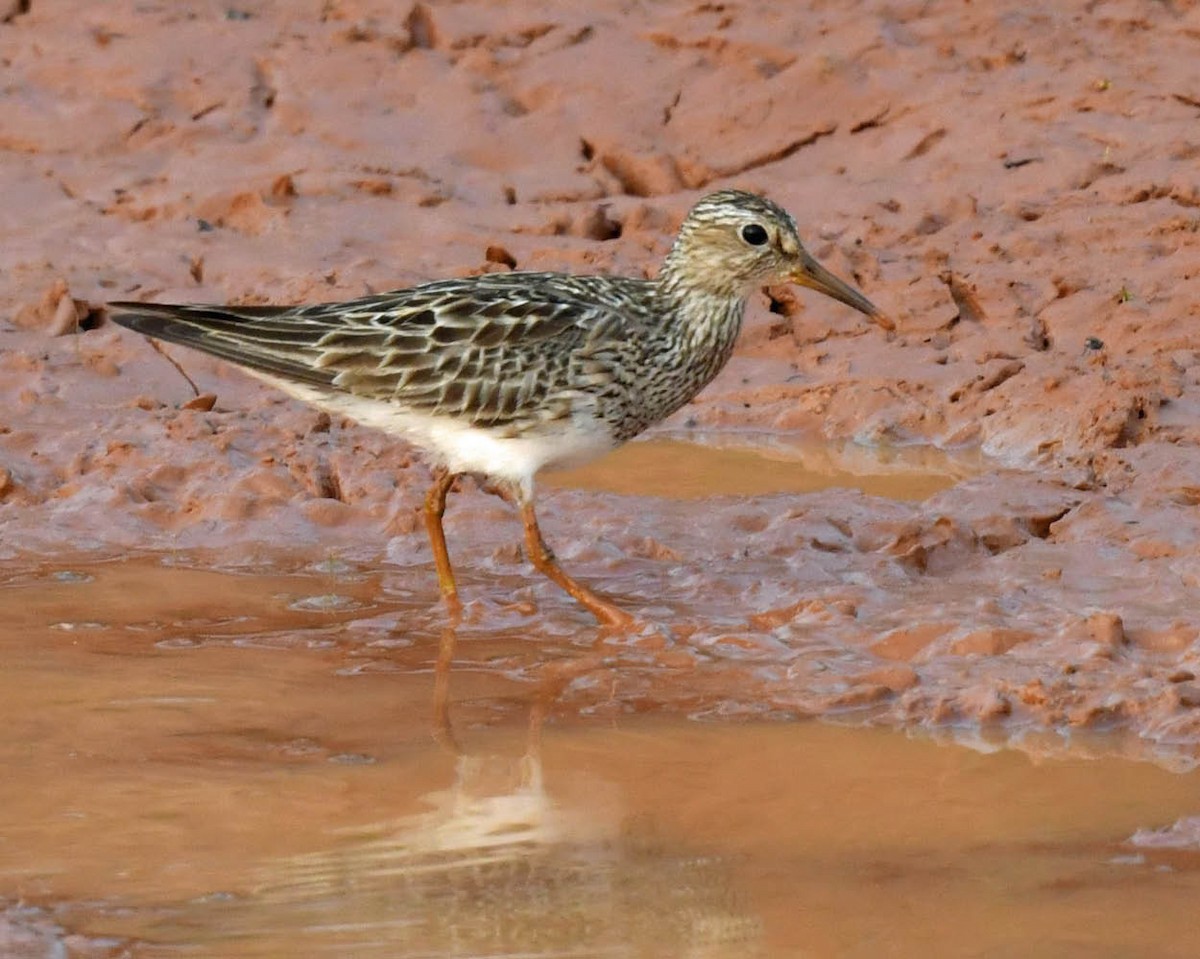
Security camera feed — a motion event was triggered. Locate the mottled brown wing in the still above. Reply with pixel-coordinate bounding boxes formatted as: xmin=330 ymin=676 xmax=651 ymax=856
xmin=108 ymin=274 xmax=632 ymax=428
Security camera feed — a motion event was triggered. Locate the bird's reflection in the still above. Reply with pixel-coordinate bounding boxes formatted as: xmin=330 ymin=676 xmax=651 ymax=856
xmin=254 ymin=623 xmax=614 ymax=900
xmin=211 ymin=624 xmax=764 ymax=958
xmin=371 ymin=623 xmax=614 ymax=860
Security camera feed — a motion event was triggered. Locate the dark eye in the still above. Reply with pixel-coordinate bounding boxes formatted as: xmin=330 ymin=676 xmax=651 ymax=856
xmin=740 ymin=223 xmax=769 ymax=246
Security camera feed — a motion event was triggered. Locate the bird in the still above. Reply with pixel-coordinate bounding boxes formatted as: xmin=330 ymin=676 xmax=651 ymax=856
xmin=109 ymin=190 xmax=890 ymax=628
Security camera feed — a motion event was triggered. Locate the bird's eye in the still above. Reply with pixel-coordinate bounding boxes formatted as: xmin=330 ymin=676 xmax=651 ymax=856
xmin=740 ymin=223 xmax=769 ymax=246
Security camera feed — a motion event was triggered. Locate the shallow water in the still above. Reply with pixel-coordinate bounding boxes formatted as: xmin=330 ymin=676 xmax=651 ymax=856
xmin=1 ymin=557 xmax=1198 ymax=957
xmin=544 ymin=434 xmax=975 ymax=501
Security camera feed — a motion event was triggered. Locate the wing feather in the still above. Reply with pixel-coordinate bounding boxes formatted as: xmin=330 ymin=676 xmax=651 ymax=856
xmin=108 ymin=272 xmax=648 ymax=427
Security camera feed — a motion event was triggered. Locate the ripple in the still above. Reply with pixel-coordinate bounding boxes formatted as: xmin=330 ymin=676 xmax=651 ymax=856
xmin=288 ymin=594 xmax=361 ymax=612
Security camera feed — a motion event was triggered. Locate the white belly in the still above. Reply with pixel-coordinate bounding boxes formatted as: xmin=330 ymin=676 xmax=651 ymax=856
xmin=260 ymin=375 xmax=616 ymax=490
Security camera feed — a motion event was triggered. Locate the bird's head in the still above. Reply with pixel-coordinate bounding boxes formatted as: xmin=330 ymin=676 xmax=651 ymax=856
xmin=662 ymin=189 xmax=892 ymax=329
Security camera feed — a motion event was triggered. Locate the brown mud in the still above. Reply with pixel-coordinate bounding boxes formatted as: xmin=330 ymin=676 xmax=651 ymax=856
xmin=3 ymin=0 xmax=1200 ymax=953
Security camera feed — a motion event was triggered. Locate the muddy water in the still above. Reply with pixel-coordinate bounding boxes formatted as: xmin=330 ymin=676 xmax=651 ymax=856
xmin=544 ymin=435 xmax=975 ymax=501
xmin=1 ymin=557 xmax=1198 ymax=957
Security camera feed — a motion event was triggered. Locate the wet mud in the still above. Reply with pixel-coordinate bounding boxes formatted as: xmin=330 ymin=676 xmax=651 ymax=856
xmin=3 ymin=0 xmax=1200 ymax=953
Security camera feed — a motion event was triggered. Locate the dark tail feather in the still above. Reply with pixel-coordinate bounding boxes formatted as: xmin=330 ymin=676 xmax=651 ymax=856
xmin=107 ymin=302 xmax=337 ymax=388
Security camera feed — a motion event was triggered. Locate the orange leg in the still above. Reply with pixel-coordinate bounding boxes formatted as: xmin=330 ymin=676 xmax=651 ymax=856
xmin=422 ymin=469 xmax=461 ymax=618
xmin=514 ymin=494 xmax=635 ymax=629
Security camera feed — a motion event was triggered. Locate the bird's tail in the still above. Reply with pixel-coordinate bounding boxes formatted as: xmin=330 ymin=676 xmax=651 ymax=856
xmin=107 ymin=301 xmax=337 ymax=387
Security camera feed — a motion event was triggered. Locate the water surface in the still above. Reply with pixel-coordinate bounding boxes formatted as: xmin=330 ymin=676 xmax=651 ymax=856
xmin=0 ymin=559 xmax=1197 ymax=957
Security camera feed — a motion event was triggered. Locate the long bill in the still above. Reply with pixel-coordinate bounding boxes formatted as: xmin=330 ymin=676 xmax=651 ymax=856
xmin=790 ymin=250 xmax=894 ymax=331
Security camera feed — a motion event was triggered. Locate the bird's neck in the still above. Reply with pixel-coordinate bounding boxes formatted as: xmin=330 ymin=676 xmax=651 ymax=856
xmin=658 ymin=235 xmax=747 ymax=300
xmin=655 ymin=254 xmax=748 ymax=353
xmin=651 ymin=270 xmax=748 ymax=392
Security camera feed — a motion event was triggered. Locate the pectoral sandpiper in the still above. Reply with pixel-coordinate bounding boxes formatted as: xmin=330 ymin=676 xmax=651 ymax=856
xmin=110 ymin=190 xmax=889 ymax=627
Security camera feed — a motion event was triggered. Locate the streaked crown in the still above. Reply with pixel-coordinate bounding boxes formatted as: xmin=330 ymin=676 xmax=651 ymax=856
xmin=659 ymin=189 xmax=808 ymax=297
